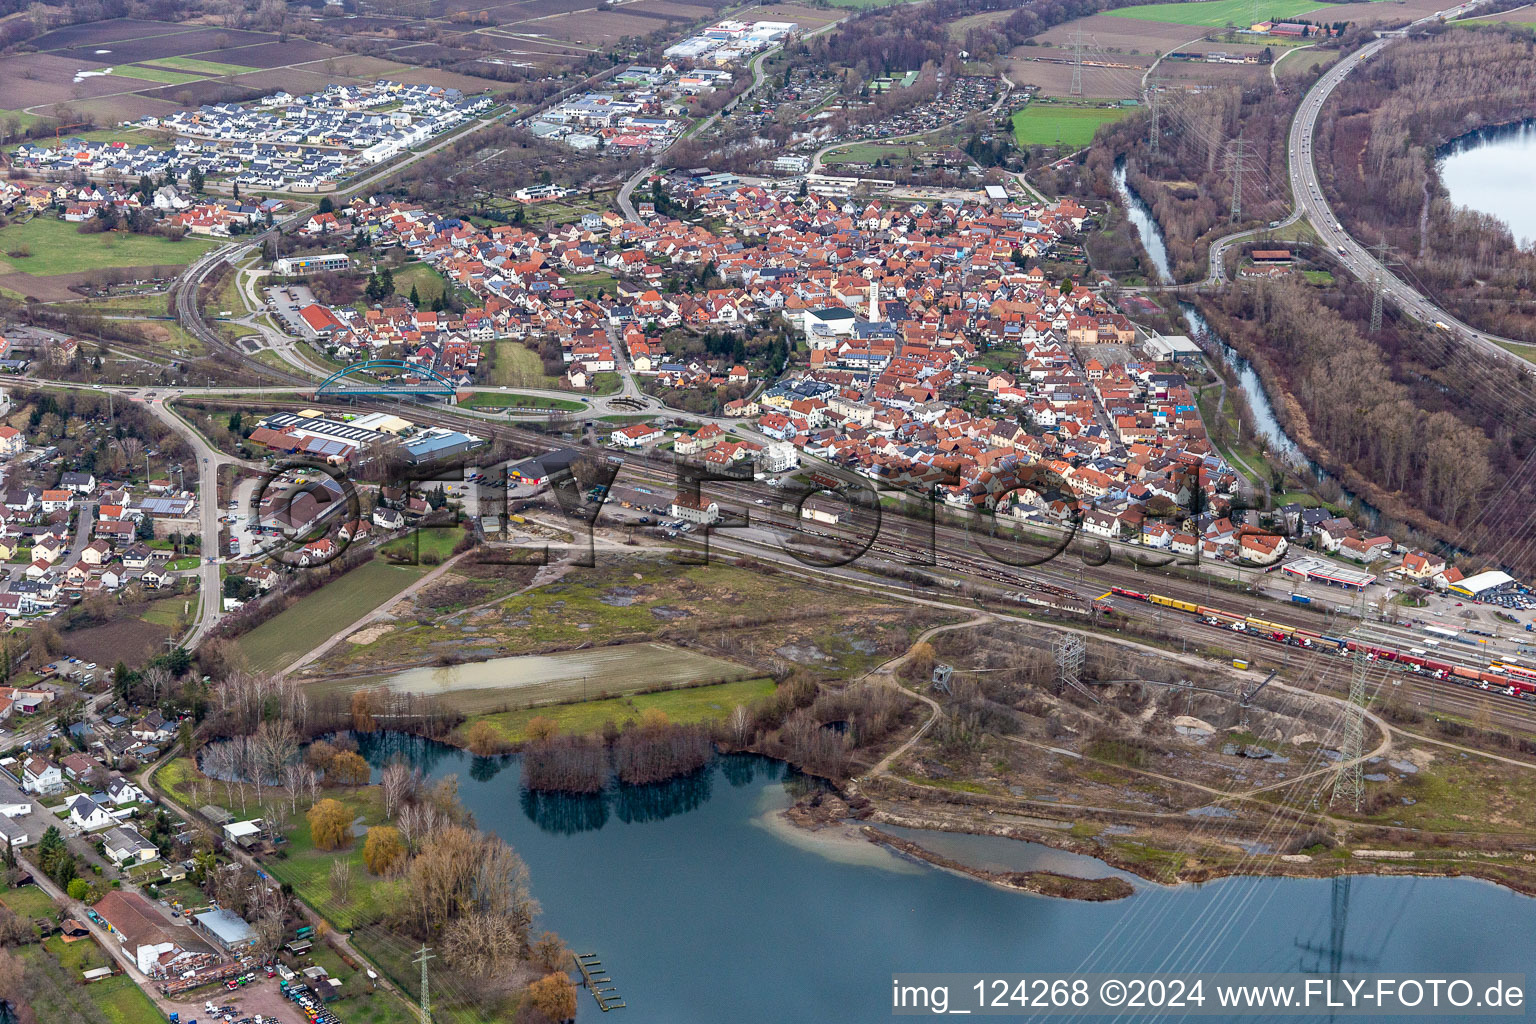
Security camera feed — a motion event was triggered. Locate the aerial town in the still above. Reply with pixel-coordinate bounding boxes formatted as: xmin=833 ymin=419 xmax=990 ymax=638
xmin=0 ymin=0 xmax=1534 ymax=1021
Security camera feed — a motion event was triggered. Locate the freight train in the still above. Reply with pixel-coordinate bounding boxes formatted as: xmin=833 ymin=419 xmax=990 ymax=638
xmin=1109 ymin=587 xmax=1536 ymax=700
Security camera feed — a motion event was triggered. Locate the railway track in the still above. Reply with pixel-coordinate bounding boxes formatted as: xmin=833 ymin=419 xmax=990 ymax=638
xmin=165 ymin=389 xmax=1536 ymax=736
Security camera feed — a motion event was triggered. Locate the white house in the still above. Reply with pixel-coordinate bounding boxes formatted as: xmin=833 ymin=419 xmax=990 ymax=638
xmin=611 ymin=423 xmax=664 ymax=448
xmin=669 ymin=493 xmax=719 ymax=525
xmin=0 ymin=774 xmax=32 ymax=818
xmin=758 ymin=441 xmax=799 ymax=475
xmin=20 ymin=756 xmax=63 ymax=796
xmin=0 ymin=815 xmax=28 ymax=848
xmin=67 ymin=794 xmax=116 ymax=831
xmin=105 ymin=775 xmax=150 ymax=806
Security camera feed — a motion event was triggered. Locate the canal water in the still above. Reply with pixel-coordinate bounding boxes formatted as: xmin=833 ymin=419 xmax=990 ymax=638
xmin=1438 ymin=119 xmax=1536 ymax=248
xmin=1113 ymin=160 xmax=1173 ymax=285
xmin=355 ymin=735 xmax=1536 ymax=1023
xmin=1113 ymin=158 xmax=1302 ymax=466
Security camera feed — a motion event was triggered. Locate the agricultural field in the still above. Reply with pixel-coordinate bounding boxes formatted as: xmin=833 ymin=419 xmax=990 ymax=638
xmin=1013 ymin=100 xmax=1134 ymax=147
xmin=63 ymin=593 xmax=193 ymax=667
xmin=1005 ymin=57 xmax=1148 ymax=101
xmin=151 ymin=55 xmax=262 ymax=76
xmin=236 ymin=557 xmax=430 ymax=674
xmin=0 ymin=16 xmax=523 ymax=127
xmin=1103 ymin=0 xmax=1326 ymax=26
xmin=1030 ymin=14 xmax=1197 ymax=56
xmin=102 ymin=65 xmax=206 ymax=86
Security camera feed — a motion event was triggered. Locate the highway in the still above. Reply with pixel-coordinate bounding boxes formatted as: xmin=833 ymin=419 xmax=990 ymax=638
xmin=1227 ymin=0 xmax=1536 ymax=372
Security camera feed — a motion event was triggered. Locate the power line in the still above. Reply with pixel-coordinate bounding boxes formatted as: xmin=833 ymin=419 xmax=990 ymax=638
xmin=1369 ymin=240 xmax=1393 ymax=334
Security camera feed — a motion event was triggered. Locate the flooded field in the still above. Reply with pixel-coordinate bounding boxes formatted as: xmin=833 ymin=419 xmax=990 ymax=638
xmin=372 ymin=642 xmax=755 ymax=712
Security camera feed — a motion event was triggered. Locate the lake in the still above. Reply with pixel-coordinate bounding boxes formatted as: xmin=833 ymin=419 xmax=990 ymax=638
xmin=1438 ymin=119 xmax=1536 ymax=248
xmin=356 ymin=735 xmax=1536 ymax=1023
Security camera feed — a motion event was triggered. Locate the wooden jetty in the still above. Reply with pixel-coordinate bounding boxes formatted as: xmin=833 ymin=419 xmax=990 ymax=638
xmin=573 ymin=952 xmax=625 ymax=1011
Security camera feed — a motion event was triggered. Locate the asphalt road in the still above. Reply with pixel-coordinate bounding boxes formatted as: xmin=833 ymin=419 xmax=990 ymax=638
xmin=1244 ymin=1 xmax=1536 ymax=373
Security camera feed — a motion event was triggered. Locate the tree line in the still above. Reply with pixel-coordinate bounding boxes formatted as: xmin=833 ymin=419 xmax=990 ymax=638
xmin=1199 ymin=278 xmax=1492 ymax=533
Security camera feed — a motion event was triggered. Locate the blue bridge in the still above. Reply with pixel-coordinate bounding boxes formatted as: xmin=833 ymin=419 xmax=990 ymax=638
xmin=314 ymin=360 xmax=459 ymax=402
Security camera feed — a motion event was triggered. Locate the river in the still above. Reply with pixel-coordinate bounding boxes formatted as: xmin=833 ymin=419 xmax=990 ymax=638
xmin=1438 ymin=119 xmax=1536 ymax=248
xmin=1113 ymin=160 xmax=1301 ymax=465
xmin=356 ymin=735 xmax=1536 ymax=1023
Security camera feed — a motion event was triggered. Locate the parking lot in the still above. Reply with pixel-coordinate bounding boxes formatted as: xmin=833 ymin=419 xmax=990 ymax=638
xmin=263 ymin=284 xmax=320 ymax=337
xmin=166 ymin=977 xmax=301 ymax=1024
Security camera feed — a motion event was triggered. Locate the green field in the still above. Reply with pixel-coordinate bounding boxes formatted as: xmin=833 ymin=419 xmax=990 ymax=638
xmin=0 ymin=881 xmax=57 ymax=919
xmin=563 ymin=270 xmax=619 ymax=300
xmin=390 ymin=261 xmax=448 ymax=305
xmin=141 ymin=594 xmax=193 ymax=626
xmin=152 ymin=55 xmax=261 ymax=75
xmin=18 ymin=938 xmax=161 ymax=1024
xmin=1012 ymin=102 xmax=1132 ymax=147
xmin=381 ymin=526 xmax=463 ymax=564
xmin=460 ymin=391 xmax=584 ymax=411
xmin=1104 ymin=0 xmax=1325 ymax=26
xmin=463 ymin=676 xmax=778 ymax=744
xmin=0 ymin=108 xmax=49 ymax=131
xmin=0 ymin=218 xmax=221 ymax=276
xmin=108 ymin=65 xmax=205 ymax=85
xmin=236 ymin=557 xmax=428 ymax=673
xmin=70 ymin=292 xmax=174 ymax=316
xmin=489 ymin=339 xmax=562 ymax=389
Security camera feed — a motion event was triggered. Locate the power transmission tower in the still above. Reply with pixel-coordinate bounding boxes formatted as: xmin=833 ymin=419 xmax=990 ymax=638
xmin=1331 ymin=647 xmax=1369 ymax=812
xmin=1148 ymin=75 xmax=1163 ymax=155
xmin=1227 ymin=136 xmax=1246 ymax=223
xmin=412 ymin=946 xmax=435 ymax=1024
xmin=1052 ymin=632 xmax=1086 ymax=696
xmin=1070 ymin=31 xmax=1085 ymax=96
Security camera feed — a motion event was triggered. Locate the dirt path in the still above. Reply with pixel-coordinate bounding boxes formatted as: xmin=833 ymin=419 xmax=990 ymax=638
xmin=277 ymin=549 xmax=475 ymax=677
xmin=858 ymin=614 xmax=994 ymax=779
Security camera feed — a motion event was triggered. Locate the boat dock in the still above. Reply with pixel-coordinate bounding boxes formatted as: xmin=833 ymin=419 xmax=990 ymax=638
xmin=573 ymin=952 xmax=625 ymax=1011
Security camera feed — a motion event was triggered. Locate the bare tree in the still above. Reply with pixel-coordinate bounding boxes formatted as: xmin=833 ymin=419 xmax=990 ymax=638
xmin=254 ymin=718 xmax=298 ymax=784
xmin=729 ymin=704 xmax=752 ymax=746
xmin=329 ymin=859 xmax=353 ymax=906
xmin=380 ymin=761 xmax=420 ymax=821
xmin=141 ymin=665 xmax=171 ymax=706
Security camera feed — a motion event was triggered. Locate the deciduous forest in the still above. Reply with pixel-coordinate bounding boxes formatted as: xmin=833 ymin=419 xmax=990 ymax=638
xmin=1318 ymin=27 xmax=1536 ymax=340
